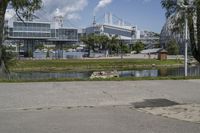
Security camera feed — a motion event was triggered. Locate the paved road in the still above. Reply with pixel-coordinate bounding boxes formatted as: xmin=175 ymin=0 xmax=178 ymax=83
xmin=0 ymin=80 xmax=200 ymax=133
xmin=0 ymin=80 xmax=200 ymax=110
xmin=0 ymin=106 xmax=200 ymax=133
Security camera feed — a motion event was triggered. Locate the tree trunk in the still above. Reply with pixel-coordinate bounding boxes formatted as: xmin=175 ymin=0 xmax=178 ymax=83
xmin=0 ymin=1 xmax=9 ymax=72
xmin=195 ymin=2 xmax=200 ymax=62
xmin=88 ymin=45 xmax=91 ymax=57
xmin=188 ymin=2 xmax=200 ymax=63
xmin=0 ymin=0 xmax=9 ymax=45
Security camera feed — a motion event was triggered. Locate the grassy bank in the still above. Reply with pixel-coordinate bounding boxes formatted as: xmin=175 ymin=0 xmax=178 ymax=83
xmin=0 ymin=76 xmax=200 ymax=83
xmin=11 ymin=59 xmax=183 ymax=72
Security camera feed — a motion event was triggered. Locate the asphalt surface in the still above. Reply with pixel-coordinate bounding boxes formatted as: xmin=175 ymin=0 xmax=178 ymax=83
xmin=0 ymin=80 xmax=200 ymax=133
xmin=1 ymin=106 xmax=200 ymax=133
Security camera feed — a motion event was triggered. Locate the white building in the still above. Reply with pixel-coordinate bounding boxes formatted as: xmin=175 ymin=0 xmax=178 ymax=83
xmin=4 ymin=9 xmax=78 ymax=57
xmin=84 ymin=12 xmax=159 ymax=47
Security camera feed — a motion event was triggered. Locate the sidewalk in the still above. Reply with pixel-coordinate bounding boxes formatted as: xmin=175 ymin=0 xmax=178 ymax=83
xmin=0 ymin=80 xmax=200 ymax=109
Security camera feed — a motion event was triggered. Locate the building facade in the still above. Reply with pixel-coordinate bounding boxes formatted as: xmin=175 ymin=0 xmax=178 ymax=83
xmin=84 ymin=13 xmax=159 ymax=48
xmin=4 ymin=10 xmax=78 ymax=57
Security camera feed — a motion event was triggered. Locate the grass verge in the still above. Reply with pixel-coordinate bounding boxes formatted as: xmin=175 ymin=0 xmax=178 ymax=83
xmin=0 ymin=76 xmax=200 ymax=83
xmin=11 ymin=59 xmax=183 ymax=72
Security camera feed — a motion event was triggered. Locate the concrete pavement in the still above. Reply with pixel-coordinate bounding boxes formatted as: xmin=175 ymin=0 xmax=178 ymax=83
xmin=0 ymin=80 xmax=200 ymax=133
xmin=0 ymin=106 xmax=200 ymax=133
xmin=0 ymin=80 xmax=200 ymax=110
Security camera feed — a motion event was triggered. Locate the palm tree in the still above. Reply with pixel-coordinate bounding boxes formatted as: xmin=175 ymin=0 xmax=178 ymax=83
xmin=161 ymin=0 xmax=177 ymax=18
xmin=81 ymin=35 xmax=92 ymax=57
xmin=98 ymin=35 xmax=109 ymax=57
xmin=161 ymin=0 xmax=200 ymax=62
xmin=81 ymin=34 xmax=99 ymax=57
xmin=108 ymin=35 xmax=119 ymax=55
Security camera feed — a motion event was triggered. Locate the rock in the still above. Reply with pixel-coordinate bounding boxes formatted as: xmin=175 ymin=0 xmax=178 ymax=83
xmin=90 ymin=71 xmax=119 ymax=79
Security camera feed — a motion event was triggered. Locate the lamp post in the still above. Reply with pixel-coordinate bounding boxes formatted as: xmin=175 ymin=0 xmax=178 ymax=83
xmin=184 ymin=11 xmax=188 ymax=77
xmin=177 ymin=0 xmax=191 ymax=77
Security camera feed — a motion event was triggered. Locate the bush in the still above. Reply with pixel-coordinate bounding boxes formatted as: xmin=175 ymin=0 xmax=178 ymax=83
xmin=132 ymin=41 xmax=145 ymax=54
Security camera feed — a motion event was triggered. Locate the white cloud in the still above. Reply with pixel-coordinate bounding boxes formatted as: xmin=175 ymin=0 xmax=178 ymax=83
xmin=42 ymin=0 xmax=88 ymax=20
xmin=94 ymin=0 xmax=113 ymax=14
xmin=66 ymin=13 xmax=81 ymax=20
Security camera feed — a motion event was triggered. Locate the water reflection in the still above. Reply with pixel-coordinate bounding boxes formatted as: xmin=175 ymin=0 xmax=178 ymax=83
xmin=120 ymin=65 xmax=200 ymax=78
xmin=119 ymin=70 xmax=158 ymax=77
xmin=8 ymin=71 xmax=92 ymax=80
xmin=1 ymin=65 xmax=200 ymax=80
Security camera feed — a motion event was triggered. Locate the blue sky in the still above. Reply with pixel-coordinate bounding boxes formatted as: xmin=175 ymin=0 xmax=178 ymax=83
xmin=77 ymin=0 xmax=166 ymax=33
xmin=6 ymin=0 xmax=166 ymax=33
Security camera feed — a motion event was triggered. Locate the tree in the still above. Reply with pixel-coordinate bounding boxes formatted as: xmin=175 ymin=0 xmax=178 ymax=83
xmin=161 ymin=0 xmax=200 ymax=62
xmin=108 ymin=35 xmax=119 ymax=55
xmin=132 ymin=41 xmax=145 ymax=54
xmin=81 ymin=34 xmax=96 ymax=57
xmin=81 ymin=34 xmax=125 ymax=57
xmin=166 ymin=39 xmax=179 ymax=55
xmin=121 ymin=43 xmax=130 ymax=54
xmin=35 ymin=44 xmax=44 ymax=50
xmin=161 ymin=0 xmax=177 ymax=18
xmin=0 ymin=0 xmax=42 ymax=72
xmin=98 ymin=35 xmax=109 ymax=56
xmin=118 ymin=41 xmax=130 ymax=59
xmin=0 ymin=45 xmax=16 ymax=73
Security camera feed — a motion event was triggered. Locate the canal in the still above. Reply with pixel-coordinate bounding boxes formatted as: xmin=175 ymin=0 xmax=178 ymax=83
xmin=1 ymin=65 xmax=200 ymax=80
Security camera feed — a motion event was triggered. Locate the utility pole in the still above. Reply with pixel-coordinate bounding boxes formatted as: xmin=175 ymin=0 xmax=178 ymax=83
xmin=184 ymin=12 xmax=188 ymax=76
xmin=120 ymin=40 xmax=123 ymax=60
xmin=177 ymin=0 xmax=193 ymax=77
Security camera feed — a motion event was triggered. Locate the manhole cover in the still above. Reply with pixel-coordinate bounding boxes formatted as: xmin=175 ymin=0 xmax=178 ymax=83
xmin=132 ymin=99 xmax=179 ymax=108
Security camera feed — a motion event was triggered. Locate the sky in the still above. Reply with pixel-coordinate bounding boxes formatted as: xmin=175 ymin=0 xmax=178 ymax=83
xmin=6 ymin=0 xmax=167 ymax=33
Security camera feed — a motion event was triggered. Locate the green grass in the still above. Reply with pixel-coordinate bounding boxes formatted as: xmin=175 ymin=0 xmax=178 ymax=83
xmin=1 ymin=59 xmax=189 ymax=83
xmin=0 ymin=76 xmax=200 ymax=83
xmin=11 ymin=59 xmax=183 ymax=72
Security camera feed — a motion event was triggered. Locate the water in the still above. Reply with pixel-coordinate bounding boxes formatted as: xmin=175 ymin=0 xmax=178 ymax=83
xmin=120 ymin=65 xmax=200 ymax=77
xmin=7 ymin=71 xmax=92 ymax=80
xmin=1 ymin=65 xmax=200 ymax=80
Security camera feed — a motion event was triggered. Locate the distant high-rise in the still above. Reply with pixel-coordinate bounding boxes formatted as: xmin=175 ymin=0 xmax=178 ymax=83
xmin=52 ymin=8 xmax=64 ymax=28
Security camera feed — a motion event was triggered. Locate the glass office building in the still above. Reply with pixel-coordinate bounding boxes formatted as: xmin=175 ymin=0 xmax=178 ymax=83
xmin=6 ymin=21 xmax=78 ymax=41
xmin=51 ymin=28 xmax=78 ymax=41
xmin=4 ymin=19 xmax=78 ymax=57
xmin=4 ymin=19 xmax=78 ymax=56
xmin=10 ymin=21 xmax=51 ymax=39
xmin=3 ymin=9 xmax=79 ymax=57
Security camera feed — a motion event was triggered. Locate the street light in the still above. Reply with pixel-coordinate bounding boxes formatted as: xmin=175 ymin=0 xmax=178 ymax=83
xmin=177 ymin=0 xmax=193 ymax=77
